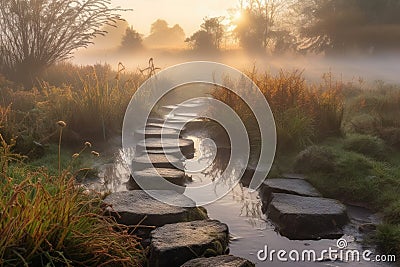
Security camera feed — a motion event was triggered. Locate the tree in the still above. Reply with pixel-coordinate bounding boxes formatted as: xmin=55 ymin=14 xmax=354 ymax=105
xmin=120 ymin=27 xmax=143 ymax=52
xmin=201 ymin=17 xmax=225 ymax=50
xmin=185 ymin=30 xmax=215 ymax=52
xmin=185 ymin=17 xmax=225 ymax=52
xmin=144 ymin=19 xmax=185 ymax=48
xmin=296 ymin=0 xmax=400 ymax=54
xmin=0 ymin=0 xmax=125 ymax=88
xmin=232 ymin=0 xmax=286 ymax=52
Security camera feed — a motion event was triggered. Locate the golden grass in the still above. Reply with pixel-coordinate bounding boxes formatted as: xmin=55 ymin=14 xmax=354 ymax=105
xmin=0 ymin=132 xmax=145 ymax=266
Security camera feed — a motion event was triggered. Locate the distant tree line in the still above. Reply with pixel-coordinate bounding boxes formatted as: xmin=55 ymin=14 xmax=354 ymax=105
xmin=185 ymin=0 xmax=400 ymax=55
xmin=1 ymin=0 xmax=400 ymax=87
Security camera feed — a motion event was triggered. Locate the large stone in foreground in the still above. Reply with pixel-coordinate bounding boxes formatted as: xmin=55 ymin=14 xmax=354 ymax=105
xmin=103 ymin=191 xmax=206 ymax=227
xmin=127 ymin=168 xmax=186 ymax=190
xmin=150 ymin=220 xmax=229 ymax=267
xmin=260 ymin=178 xmax=322 ymax=206
xmin=181 ymin=255 xmax=255 ymax=267
xmin=132 ymin=154 xmax=183 ymax=170
xmin=267 ymin=193 xmax=348 ymax=240
xmin=136 ymin=138 xmax=194 ymax=158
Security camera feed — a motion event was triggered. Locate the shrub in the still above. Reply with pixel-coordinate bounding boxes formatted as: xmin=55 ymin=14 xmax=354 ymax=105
xmin=293 ymin=145 xmax=335 ymax=173
xmin=374 ymin=224 xmax=400 ymax=257
xmin=379 ymin=127 xmax=400 ymax=150
xmin=384 ymin=201 xmax=400 ymax=225
xmin=276 ymin=108 xmax=315 ymax=150
xmin=343 ymin=134 xmax=387 ymax=160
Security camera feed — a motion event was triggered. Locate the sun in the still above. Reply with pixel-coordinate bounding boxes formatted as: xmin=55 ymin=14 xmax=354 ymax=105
xmin=233 ymin=10 xmax=242 ymax=21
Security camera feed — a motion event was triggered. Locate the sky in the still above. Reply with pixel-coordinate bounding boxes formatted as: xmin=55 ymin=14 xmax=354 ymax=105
xmin=111 ymin=0 xmax=238 ymax=36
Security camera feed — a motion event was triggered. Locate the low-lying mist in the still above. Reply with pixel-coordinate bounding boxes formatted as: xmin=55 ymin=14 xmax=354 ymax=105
xmin=73 ymin=47 xmax=400 ymax=85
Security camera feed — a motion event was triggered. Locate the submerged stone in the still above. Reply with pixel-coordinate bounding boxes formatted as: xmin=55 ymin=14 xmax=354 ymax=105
xmin=103 ymin=191 xmax=206 ymax=227
xmin=132 ymin=154 xmax=183 ymax=170
xmin=134 ymin=128 xmax=180 ymax=139
xmin=150 ymin=220 xmax=229 ymax=267
xmin=181 ymin=255 xmax=255 ymax=267
xmin=266 ymin=193 xmax=348 ymax=240
xmin=127 ymin=168 xmax=186 ymax=190
xmin=136 ymin=138 xmax=195 ymax=158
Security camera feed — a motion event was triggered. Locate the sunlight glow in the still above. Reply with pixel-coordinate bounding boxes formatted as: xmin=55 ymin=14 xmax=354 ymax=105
xmin=233 ymin=10 xmax=242 ymax=21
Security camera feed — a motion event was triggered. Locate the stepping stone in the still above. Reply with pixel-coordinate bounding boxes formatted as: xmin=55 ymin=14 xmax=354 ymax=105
xmin=146 ymin=122 xmax=186 ymax=131
xmin=281 ymin=173 xmax=307 ymax=180
xmin=150 ymin=220 xmax=229 ymax=267
xmin=103 ymin=190 xmax=207 ymax=227
xmin=182 ymin=255 xmax=255 ymax=267
xmin=139 ymin=148 xmax=194 ymax=160
xmin=147 ymin=117 xmax=165 ymax=124
xmin=127 ymin=168 xmax=186 ymax=190
xmin=161 ymin=105 xmax=179 ymax=111
xmin=166 ymin=112 xmax=198 ymax=119
xmin=266 ymin=193 xmax=348 ymax=240
xmin=132 ymin=154 xmax=184 ymax=170
xmin=260 ymin=178 xmax=322 ymax=206
xmin=136 ymin=138 xmax=195 ymax=158
xmin=134 ymin=128 xmax=180 ymax=139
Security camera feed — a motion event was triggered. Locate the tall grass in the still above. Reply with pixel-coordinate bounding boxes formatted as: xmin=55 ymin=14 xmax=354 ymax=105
xmin=212 ymin=69 xmax=344 ymax=151
xmin=0 ymin=131 xmax=144 ymax=266
xmin=0 ymin=63 xmax=145 ymax=153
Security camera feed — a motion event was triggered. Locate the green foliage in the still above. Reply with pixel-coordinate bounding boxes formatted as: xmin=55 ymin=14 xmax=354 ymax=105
xmin=343 ymin=134 xmax=387 ymax=160
xmin=343 ymin=82 xmax=400 ymax=150
xmin=293 ymin=145 xmax=335 ymax=173
xmin=384 ymin=201 xmax=400 ymax=225
xmin=374 ymin=224 xmax=400 ymax=257
xmin=297 ymin=0 xmax=400 ymax=54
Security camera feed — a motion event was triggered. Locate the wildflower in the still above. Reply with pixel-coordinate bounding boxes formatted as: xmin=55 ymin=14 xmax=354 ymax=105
xmin=91 ymin=151 xmax=100 ymax=157
xmin=57 ymin=121 xmax=67 ymax=128
xmin=84 ymin=141 xmax=92 ymax=148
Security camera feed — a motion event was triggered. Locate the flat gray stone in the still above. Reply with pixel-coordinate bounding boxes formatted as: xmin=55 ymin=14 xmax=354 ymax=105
xmin=261 ymin=178 xmax=322 ymax=205
xmin=146 ymin=122 xmax=186 ymax=131
xmin=267 ymin=193 xmax=348 ymax=240
xmin=103 ymin=191 xmax=206 ymax=227
xmin=147 ymin=117 xmax=165 ymax=124
xmin=281 ymin=173 xmax=307 ymax=180
xmin=136 ymin=138 xmax=194 ymax=157
xmin=134 ymin=128 xmax=180 ymax=139
xmin=139 ymin=148 xmax=194 ymax=160
xmin=127 ymin=168 xmax=186 ymax=190
xmin=181 ymin=255 xmax=255 ymax=267
xmin=132 ymin=154 xmax=183 ymax=170
xmin=150 ymin=220 xmax=229 ymax=267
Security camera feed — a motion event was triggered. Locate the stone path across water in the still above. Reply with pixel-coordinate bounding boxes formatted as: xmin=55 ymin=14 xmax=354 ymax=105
xmin=109 ymin=100 xmax=253 ymax=266
xmin=105 ymin=99 xmax=350 ymax=266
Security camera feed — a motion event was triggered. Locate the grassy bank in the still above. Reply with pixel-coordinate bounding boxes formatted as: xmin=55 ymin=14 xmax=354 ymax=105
xmin=0 ymin=131 xmax=145 ymax=266
xmin=212 ymin=70 xmax=400 ymax=257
